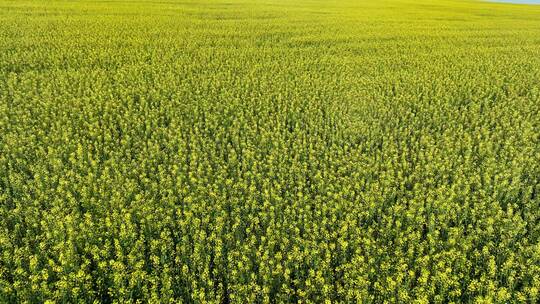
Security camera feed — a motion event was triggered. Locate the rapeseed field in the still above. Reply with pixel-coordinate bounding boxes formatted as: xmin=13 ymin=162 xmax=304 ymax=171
xmin=1 ymin=0 xmax=539 ymax=302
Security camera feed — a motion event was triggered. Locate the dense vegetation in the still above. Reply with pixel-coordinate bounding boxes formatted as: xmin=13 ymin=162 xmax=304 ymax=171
xmin=1 ymin=0 xmax=540 ymax=302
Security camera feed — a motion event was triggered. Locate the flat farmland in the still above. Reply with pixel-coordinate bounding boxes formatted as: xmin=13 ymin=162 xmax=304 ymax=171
xmin=1 ymin=0 xmax=540 ymax=303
